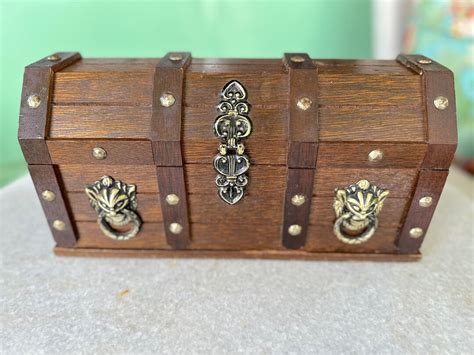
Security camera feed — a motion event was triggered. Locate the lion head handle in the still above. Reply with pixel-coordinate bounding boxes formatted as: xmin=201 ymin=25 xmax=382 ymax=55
xmin=85 ymin=176 xmax=141 ymax=240
xmin=333 ymin=179 xmax=389 ymax=244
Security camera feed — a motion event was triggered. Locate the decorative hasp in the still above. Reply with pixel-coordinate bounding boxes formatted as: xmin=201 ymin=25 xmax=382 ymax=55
xmin=213 ymin=80 xmax=253 ymax=204
xmin=333 ymin=179 xmax=389 ymax=245
xmin=85 ymin=176 xmax=142 ymax=240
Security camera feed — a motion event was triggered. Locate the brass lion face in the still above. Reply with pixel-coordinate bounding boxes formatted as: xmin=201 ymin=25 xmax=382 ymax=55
xmin=85 ymin=176 xmax=141 ymax=240
xmin=333 ymin=179 xmax=389 ymax=244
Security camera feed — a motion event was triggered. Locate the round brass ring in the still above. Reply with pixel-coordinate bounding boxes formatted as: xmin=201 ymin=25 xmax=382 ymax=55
xmin=333 ymin=214 xmax=377 ymax=245
xmin=98 ymin=209 xmax=142 ymax=240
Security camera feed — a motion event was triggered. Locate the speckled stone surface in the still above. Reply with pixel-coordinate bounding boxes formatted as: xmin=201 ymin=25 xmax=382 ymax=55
xmin=1 ymin=169 xmax=473 ymax=354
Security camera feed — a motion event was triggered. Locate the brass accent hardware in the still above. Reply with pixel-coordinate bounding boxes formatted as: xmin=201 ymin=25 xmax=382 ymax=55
xmin=85 ymin=176 xmax=142 ymax=240
xmin=169 ymin=222 xmax=183 ymax=234
xmin=288 ymin=224 xmax=302 ymax=236
xmin=368 ymin=149 xmax=384 ymax=162
xmin=214 ymin=80 xmax=252 ymax=205
xmin=41 ymin=190 xmax=56 ymax=202
xmin=160 ymin=93 xmax=176 ymax=107
xmin=409 ymin=227 xmax=424 ymax=238
xmin=291 ymin=194 xmax=306 ymax=207
xmin=290 ymin=55 xmax=305 ymax=63
xmin=434 ymin=96 xmax=449 ymax=110
xmin=27 ymin=94 xmax=41 ymax=108
xmin=92 ymin=147 xmax=107 ymax=160
xmin=297 ymin=97 xmax=312 ymax=111
xmin=417 ymin=58 xmax=432 ymax=64
xmin=333 ymin=179 xmax=389 ymax=244
xmin=419 ymin=196 xmax=433 ymax=208
xmin=165 ymin=194 xmax=180 ymax=205
xmin=169 ymin=54 xmax=183 ymax=62
xmin=47 ymin=54 xmax=61 ymax=61
xmin=52 ymin=220 xmax=65 ymax=231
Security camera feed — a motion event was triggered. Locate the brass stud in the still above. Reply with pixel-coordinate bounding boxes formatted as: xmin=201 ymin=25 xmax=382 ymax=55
xmin=417 ymin=58 xmax=432 ymax=64
xmin=290 ymin=55 xmax=305 ymax=63
xmin=419 ymin=196 xmax=433 ymax=208
xmin=160 ymin=93 xmax=176 ymax=107
xmin=27 ymin=94 xmax=41 ymax=108
xmin=53 ymin=220 xmax=66 ymax=231
xmin=409 ymin=227 xmax=424 ymax=239
xmin=169 ymin=54 xmax=183 ymax=62
xmin=169 ymin=222 xmax=183 ymax=235
xmin=434 ymin=96 xmax=449 ymax=110
xmin=92 ymin=147 xmax=107 ymax=160
xmin=165 ymin=194 xmax=180 ymax=205
xmin=291 ymin=194 xmax=306 ymax=207
xmin=368 ymin=149 xmax=384 ymax=162
xmin=47 ymin=54 xmax=61 ymax=61
xmin=41 ymin=190 xmax=56 ymax=202
xmin=297 ymin=97 xmax=312 ymax=111
xmin=288 ymin=224 xmax=302 ymax=236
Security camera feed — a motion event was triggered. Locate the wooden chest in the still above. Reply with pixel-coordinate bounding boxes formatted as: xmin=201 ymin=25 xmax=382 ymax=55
xmin=18 ymin=52 xmax=457 ymax=260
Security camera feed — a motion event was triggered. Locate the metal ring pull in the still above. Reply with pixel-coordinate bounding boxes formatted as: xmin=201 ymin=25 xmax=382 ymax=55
xmin=85 ymin=176 xmax=142 ymax=240
xmin=333 ymin=179 xmax=389 ymax=245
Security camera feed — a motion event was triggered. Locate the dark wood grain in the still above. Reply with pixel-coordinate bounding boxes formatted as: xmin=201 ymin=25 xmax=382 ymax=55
xmin=28 ymin=165 xmax=76 ymax=247
xmin=319 ymin=105 xmax=425 ymax=142
xmin=47 ymin=140 xmax=154 ymax=165
xmin=317 ymin=142 xmax=427 ymax=168
xmin=397 ymin=170 xmax=449 ymax=253
xmin=59 ymin=164 xmax=159 ymax=193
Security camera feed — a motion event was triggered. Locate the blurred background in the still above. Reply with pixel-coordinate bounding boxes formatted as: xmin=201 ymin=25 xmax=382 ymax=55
xmin=1 ymin=0 xmax=473 ymax=187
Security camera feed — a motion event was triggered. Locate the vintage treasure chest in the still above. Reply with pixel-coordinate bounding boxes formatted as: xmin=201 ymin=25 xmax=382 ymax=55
xmin=18 ymin=52 xmax=457 ymax=260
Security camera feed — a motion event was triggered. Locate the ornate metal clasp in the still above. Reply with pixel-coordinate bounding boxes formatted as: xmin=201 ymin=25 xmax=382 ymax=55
xmin=214 ymin=80 xmax=252 ymax=204
xmin=85 ymin=176 xmax=142 ymax=240
xmin=333 ymin=179 xmax=389 ymax=244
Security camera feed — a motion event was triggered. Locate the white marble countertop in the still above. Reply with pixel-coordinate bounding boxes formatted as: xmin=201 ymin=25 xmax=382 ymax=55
xmin=1 ymin=169 xmax=473 ymax=354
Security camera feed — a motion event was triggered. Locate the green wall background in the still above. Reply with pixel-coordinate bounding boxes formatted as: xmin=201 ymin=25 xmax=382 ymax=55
xmin=0 ymin=0 xmax=372 ymax=186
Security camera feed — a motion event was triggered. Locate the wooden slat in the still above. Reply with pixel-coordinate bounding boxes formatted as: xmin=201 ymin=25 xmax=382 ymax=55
xmin=76 ymin=222 xmax=168 ymax=249
xmin=59 ymin=165 xmax=159 ymax=193
xmin=314 ymin=168 xmax=418 ymax=198
xmin=76 ymin=222 xmax=283 ymax=250
xmin=56 ymin=247 xmax=421 ymax=260
xmin=58 ymin=164 xmax=287 ymax=194
xmin=305 ymin=225 xmax=399 ymax=254
xmin=53 ymin=71 xmax=154 ymax=106
xmin=49 ymin=105 xmax=151 ymax=139
xmin=318 ymin=73 xmax=422 ymax=106
xmin=317 ymin=142 xmax=427 ymax=168
xmin=185 ymin=164 xmax=287 ymax=195
xmin=29 ymin=165 xmax=77 ymax=247
xmin=319 ymin=105 xmax=425 ymax=142
xmin=47 ymin=140 xmax=154 ymax=165
xmin=309 ymin=196 xmax=409 ymax=227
